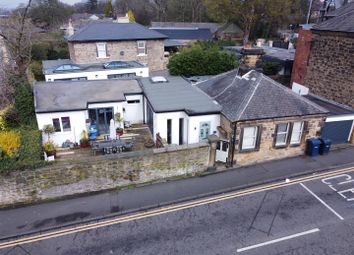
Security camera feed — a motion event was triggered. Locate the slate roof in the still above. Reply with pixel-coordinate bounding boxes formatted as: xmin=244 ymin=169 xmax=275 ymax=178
xmin=34 ymin=79 xmax=142 ymax=113
xmin=325 ymin=2 xmax=354 ymax=18
xmin=140 ymin=75 xmax=221 ymax=115
xmin=150 ymin=28 xmax=213 ymax=41
xmin=304 ymin=94 xmax=354 ymax=115
xmin=197 ymin=70 xmax=328 ymax=122
xmin=68 ymin=22 xmax=168 ymax=42
xmin=313 ymin=5 xmax=354 ymax=33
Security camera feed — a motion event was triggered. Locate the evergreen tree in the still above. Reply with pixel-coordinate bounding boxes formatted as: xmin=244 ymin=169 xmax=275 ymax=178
xmin=127 ymin=9 xmax=135 ymax=22
xmin=104 ymin=0 xmax=114 ymax=17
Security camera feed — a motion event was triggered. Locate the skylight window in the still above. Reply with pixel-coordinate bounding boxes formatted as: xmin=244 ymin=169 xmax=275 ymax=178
xmin=150 ymin=76 xmax=168 ymax=83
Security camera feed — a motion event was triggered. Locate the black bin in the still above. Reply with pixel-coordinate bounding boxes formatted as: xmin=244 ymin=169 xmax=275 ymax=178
xmin=306 ymin=138 xmax=321 ymax=156
xmin=319 ymin=139 xmax=331 ymax=155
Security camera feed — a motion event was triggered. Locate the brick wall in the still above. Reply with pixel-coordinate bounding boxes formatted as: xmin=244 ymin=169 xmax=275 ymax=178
xmin=68 ymin=40 xmax=166 ymax=71
xmin=0 ymin=144 xmax=209 ymax=208
xmin=220 ymin=115 xmax=325 ymax=166
xmin=291 ymin=29 xmax=312 ymax=85
xmin=303 ymin=31 xmax=354 ymax=108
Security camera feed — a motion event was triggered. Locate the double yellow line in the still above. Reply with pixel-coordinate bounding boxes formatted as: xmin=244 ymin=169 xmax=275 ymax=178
xmin=1 ymin=165 xmax=354 ymax=249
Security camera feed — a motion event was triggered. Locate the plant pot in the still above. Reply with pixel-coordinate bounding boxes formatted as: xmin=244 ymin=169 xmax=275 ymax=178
xmin=80 ymin=143 xmax=90 ymax=148
xmin=116 ymin=128 xmax=124 ymax=136
xmin=46 ymin=151 xmax=56 ymax=158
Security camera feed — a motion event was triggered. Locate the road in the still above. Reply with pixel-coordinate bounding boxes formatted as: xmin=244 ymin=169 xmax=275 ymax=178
xmin=1 ymin=167 xmax=354 ymax=254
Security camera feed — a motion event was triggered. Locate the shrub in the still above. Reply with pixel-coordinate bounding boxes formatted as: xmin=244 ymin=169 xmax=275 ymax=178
xmin=0 ymin=130 xmax=21 ymax=157
xmin=0 ymin=105 xmax=20 ymax=130
xmin=31 ymin=44 xmax=47 ymax=61
xmin=168 ymin=44 xmax=238 ymax=76
xmin=10 ymin=76 xmax=36 ymax=127
xmin=262 ymin=61 xmax=281 ymax=75
xmin=30 ymin=61 xmax=45 ymax=81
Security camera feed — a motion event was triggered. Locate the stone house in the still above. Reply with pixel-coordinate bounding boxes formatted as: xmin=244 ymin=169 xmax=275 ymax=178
xmin=198 ymin=70 xmax=328 ymax=166
xmin=291 ymin=3 xmax=354 ymax=108
xmin=67 ymin=22 xmax=168 ymax=71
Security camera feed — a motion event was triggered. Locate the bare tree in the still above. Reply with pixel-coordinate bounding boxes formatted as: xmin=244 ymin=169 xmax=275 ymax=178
xmin=0 ymin=0 xmax=34 ymax=76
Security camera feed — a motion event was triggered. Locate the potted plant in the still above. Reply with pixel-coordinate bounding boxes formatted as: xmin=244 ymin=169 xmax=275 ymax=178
xmin=80 ymin=130 xmax=90 ymax=148
xmin=115 ymin=113 xmax=124 ymax=136
xmin=43 ymin=141 xmax=56 ymax=158
xmin=43 ymin=124 xmax=55 ymax=140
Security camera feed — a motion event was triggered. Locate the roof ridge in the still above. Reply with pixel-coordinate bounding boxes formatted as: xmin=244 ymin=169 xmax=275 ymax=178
xmin=197 ymin=68 xmax=239 ymax=86
xmin=211 ymin=68 xmax=241 ymax=99
xmin=262 ymin=75 xmax=328 ymax=113
xmin=234 ymin=75 xmax=263 ymax=121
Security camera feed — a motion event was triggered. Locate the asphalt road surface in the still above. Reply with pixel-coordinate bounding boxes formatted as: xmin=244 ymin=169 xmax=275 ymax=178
xmin=2 ymin=167 xmax=354 ymax=254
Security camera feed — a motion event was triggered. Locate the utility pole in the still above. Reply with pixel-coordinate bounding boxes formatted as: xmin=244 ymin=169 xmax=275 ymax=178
xmin=306 ymin=0 xmax=314 ymax=24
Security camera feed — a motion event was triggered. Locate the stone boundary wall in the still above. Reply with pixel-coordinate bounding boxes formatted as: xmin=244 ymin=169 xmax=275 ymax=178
xmin=0 ymin=144 xmax=210 ymax=208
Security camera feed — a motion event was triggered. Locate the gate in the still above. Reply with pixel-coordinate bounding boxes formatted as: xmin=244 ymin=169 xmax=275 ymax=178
xmin=216 ymin=140 xmax=229 ymax=163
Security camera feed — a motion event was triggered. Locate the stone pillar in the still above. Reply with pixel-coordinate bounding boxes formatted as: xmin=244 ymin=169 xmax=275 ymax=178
xmin=207 ymin=134 xmax=219 ymax=171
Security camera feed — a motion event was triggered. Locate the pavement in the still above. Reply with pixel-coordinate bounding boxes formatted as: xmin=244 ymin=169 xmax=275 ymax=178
xmin=0 ymin=146 xmax=353 ymax=240
xmin=2 ymin=156 xmax=354 ymax=254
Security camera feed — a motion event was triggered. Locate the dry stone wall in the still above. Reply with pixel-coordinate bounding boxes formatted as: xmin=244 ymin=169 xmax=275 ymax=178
xmin=0 ymin=144 xmax=209 ymax=208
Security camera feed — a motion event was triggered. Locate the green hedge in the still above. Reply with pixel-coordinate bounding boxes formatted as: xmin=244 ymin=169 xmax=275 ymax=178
xmin=262 ymin=61 xmax=281 ymax=76
xmin=167 ymin=44 xmax=238 ymax=76
xmin=0 ymin=127 xmax=46 ymax=174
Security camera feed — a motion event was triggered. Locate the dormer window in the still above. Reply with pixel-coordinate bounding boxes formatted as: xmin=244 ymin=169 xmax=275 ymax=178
xmin=137 ymin=41 xmax=146 ymax=55
xmin=97 ymin=43 xmax=107 ymax=58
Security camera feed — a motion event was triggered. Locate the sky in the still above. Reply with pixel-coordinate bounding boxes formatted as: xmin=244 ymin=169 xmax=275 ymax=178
xmin=0 ymin=0 xmax=83 ymax=9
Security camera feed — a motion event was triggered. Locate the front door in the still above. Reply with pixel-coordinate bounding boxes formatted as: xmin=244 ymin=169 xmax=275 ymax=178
xmin=199 ymin=122 xmax=210 ymax=142
xmin=89 ymin=108 xmax=113 ymax=135
xmin=216 ymin=140 xmax=229 ymax=163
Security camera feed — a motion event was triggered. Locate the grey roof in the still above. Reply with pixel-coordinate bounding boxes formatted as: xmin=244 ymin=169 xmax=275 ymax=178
xmin=34 ymin=79 xmax=142 ymax=113
xmin=224 ymin=46 xmax=294 ymax=63
xmin=151 ymin=27 xmax=213 ymax=40
xmin=68 ymin=22 xmax=168 ymax=42
xmin=304 ymin=94 xmax=354 ymax=115
xmin=197 ymin=70 xmax=328 ymax=122
xmin=42 ymin=59 xmax=145 ymax=75
xmin=325 ymin=2 xmax=354 ymax=17
xmin=150 ymin=22 xmax=222 ymax=34
xmin=164 ymin=39 xmax=187 ymax=47
xmin=313 ymin=7 xmax=354 ymax=33
xmin=140 ymin=75 xmax=221 ymax=115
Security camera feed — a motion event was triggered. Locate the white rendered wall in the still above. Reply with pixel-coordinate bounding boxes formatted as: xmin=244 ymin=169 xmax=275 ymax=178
xmin=153 ymin=111 xmax=188 ymax=144
xmin=153 ymin=112 xmax=220 ymax=145
xmin=36 ymin=110 xmax=87 ymax=146
xmin=188 ymin=114 xmax=220 ymax=144
xmin=45 ymin=67 xmax=149 ymax=82
xmin=122 ymin=95 xmax=144 ymax=124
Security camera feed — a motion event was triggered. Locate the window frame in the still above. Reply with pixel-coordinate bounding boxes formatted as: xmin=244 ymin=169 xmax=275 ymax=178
xmin=274 ymin=123 xmax=290 ymax=148
xmin=137 ymin=40 xmax=146 ymax=55
xmin=96 ymin=43 xmax=107 ymax=58
xmin=52 ymin=118 xmax=61 ymax=132
xmin=61 ymin=117 xmax=71 ymax=132
xmin=290 ymin=121 xmax=304 ymax=146
xmin=240 ymin=126 xmax=261 ymax=152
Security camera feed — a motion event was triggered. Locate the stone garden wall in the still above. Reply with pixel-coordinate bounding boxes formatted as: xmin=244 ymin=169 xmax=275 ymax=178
xmin=0 ymin=144 xmax=209 ymax=208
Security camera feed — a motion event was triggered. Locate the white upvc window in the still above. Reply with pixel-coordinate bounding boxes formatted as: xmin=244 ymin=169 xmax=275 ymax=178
xmin=96 ymin=43 xmax=107 ymax=58
xmin=137 ymin=40 xmax=146 ymax=55
xmin=242 ymin=126 xmax=258 ymax=150
xmin=275 ymin=123 xmax=289 ymax=147
xmin=290 ymin=121 xmax=304 ymax=145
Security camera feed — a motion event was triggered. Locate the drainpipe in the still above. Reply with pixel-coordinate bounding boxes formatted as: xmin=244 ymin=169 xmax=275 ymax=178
xmin=230 ymin=122 xmax=237 ymax=167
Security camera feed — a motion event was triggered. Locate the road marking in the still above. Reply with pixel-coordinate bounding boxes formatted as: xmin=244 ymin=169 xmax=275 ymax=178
xmin=300 ymin=182 xmax=344 ymax=220
xmin=236 ymin=228 xmax=320 ymax=252
xmin=0 ymin=166 xmax=353 ymax=249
